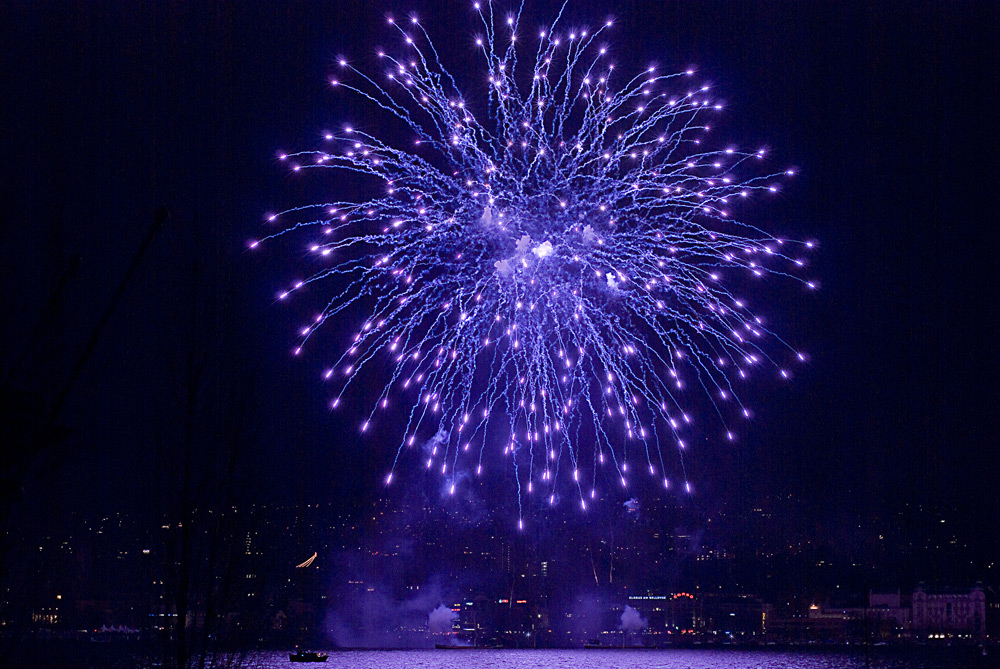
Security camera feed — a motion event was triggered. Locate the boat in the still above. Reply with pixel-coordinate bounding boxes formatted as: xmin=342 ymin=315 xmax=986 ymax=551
xmin=289 ymin=650 xmax=328 ymax=662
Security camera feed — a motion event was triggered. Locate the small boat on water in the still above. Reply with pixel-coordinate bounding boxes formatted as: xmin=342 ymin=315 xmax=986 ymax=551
xmin=289 ymin=650 xmax=328 ymax=662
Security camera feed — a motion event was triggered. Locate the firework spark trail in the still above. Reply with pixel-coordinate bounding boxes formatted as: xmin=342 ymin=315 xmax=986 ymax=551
xmin=253 ymin=4 xmax=814 ymax=528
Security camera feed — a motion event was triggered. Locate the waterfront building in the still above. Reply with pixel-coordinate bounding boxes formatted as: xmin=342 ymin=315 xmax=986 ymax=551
xmin=912 ymin=583 xmax=985 ymax=641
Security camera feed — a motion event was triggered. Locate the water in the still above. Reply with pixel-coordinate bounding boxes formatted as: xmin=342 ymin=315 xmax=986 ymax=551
xmin=254 ymin=648 xmax=993 ymax=669
xmin=11 ymin=644 xmax=994 ymax=668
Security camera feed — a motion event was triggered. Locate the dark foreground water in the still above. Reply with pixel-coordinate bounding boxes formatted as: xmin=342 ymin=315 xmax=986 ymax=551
xmin=11 ymin=645 xmax=997 ymax=669
xmin=257 ymin=648 xmax=995 ymax=669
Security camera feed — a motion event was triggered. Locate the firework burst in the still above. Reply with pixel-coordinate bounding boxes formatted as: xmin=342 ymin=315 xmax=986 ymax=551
xmin=254 ymin=4 xmax=814 ymax=526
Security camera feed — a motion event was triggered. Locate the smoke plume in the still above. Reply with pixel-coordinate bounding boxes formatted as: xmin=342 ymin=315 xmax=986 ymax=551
xmin=621 ymin=605 xmax=648 ymax=633
xmin=428 ymin=604 xmax=458 ymax=635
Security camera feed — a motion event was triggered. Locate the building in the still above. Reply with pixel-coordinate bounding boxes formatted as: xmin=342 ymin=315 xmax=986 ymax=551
xmin=912 ymin=584 xmax=985 ymax=641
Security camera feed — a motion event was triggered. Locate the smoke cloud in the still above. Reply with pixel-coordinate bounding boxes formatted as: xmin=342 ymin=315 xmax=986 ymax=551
xmin=621 ymin=605 xmax=648 ymax=633
xmin=324 ymin=577 xmax=451 ymax=648
xmin=422 ymin=428 xmax=448 ymax=459
xmin=532 ymin=240 xmax=554 ymax=258
xmin=428 ymin=604 xmax=458 ymax=635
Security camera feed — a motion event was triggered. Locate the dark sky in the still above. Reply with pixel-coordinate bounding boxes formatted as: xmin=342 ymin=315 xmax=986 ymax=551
xmin=3 ymin=1 xmax=999 ymax=566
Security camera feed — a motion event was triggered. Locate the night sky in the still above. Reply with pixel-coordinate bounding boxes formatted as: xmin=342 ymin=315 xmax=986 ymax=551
xmin=4 ymin=0 xmax=999 ymax=574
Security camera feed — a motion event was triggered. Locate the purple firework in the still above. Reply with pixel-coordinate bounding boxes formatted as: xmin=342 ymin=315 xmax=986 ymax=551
xmin=254 ymin=5 xmax=813 ymax=527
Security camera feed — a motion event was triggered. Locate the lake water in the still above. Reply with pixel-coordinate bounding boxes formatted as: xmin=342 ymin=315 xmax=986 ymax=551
xmin=12 ymin=644 xmax=995 ymax=668
xmin=254 ymin=648 xmax=993 ymax=669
